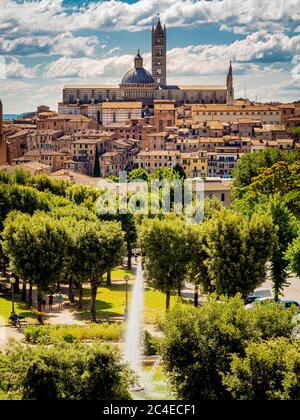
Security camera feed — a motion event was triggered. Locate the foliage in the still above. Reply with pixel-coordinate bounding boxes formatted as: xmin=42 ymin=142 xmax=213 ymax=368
xmin=250 ymin=161 xmax=300 ymax=196
xmin=139 ymin=218 xmax=188 ymax=310
xmin=93 ymin=145 xmax=101 ymax=177
xmin=2 ymin=212 xmax=67 ymax=294
xmin=286 ymin=234 xmax=300 ymax=277
xmin=233 ymin=149 xmax=299 ymax=193
xmin=204 ymin=209 xmax=275 ymax=297
xmin=67 ymin=219 xmax=125 ymax=321
xmin=23 ymin=323 xmax=124 ymax=344
xmin=223 ymin=338 xmax=300 ymax=400
xmin=0 ymin=341 xmax=134 ymax=400
xmin=143 ymin=330 xmax=161 ymax=356
xmin=160 ymin=296 xmax=297 ymax=400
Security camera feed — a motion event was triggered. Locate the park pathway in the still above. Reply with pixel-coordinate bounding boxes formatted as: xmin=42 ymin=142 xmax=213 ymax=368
xmin=45 ymin=306 xmax=85 ymax=326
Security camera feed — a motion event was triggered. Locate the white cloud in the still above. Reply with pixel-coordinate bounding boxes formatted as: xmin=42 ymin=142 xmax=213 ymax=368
xmin=45 ymin=54 xmax=134 ymax=79
xmin=44 ymin=31 xmax=300 ymax=81
xmin=0 ymin=32 xmax=99 ymax=57
xmin=0 ymin=0 xmax=299 ymax=35
xmin=5 ymin=58 xmax=36 ymax=78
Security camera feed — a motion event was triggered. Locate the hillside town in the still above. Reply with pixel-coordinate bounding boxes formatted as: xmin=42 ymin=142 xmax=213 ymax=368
xmin=1 ymin=19 xmax=300 ymax=196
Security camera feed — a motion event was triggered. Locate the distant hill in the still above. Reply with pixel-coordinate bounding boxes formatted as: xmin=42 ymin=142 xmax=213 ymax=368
xmin=3 ymin=114 xmax=19 ymax=120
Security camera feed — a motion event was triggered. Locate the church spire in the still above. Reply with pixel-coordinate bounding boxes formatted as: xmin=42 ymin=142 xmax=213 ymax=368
xmin=226 ymin=61 xmax=234 ymax=105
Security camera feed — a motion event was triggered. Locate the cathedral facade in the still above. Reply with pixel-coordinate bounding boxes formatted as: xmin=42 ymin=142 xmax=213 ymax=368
xmin=60 ymin=18 xmax=234 ymax=114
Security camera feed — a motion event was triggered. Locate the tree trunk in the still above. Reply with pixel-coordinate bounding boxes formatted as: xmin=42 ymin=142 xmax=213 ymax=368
xmin=177 ymin=286 xmax=181 ymax=297
xmin=37 ymin=289 xmax=44 ymax=325
xmin=56 ymin=281 xmax=60 ymax=292
xmin=2 ymin=262 xmax=6 ymax=277
xmin=21 ymin=281 xmax=27 ymax=302
xmin=13 ymin=274 xmax=20 ymax=294
xmin=106 ymin=271 xmax=112 ymax=287
xmin=28 ymin=283 xmax=33 ymax=308
xmin=127 ymin=249 xmax=132 ymax=270
xmin=194 ymin=284 xmax=199 ymax=308
xmin=68 ymin=279 xmax=73 ymax=301
xmin=90 ymin=280 xmax=98 ymax=322
xmin=78 ymin=284 xmax=83 ymax=310
xmin=166 ymin=289 xmax=171 ymax=312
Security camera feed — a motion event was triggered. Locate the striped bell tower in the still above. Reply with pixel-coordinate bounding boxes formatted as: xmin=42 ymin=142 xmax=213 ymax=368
xmin=152 ymin=15 xmax=167 ymax=86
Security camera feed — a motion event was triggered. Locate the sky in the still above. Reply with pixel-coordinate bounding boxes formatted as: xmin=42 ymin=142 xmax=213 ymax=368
xmin=0 ymin=0 xmax=299 ymax=114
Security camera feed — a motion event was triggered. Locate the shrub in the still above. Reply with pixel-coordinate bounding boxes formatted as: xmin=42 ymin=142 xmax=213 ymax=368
xmin=23 ymin=323 xmax=124 ymax=344
xmin=143 ymin=330 xmax=161 ymax=356
xmin=160 ymin=295 xmax=298 ymax=400
xmin=0 ymin=341 xmax=135 ymax=400
xmin=223 ymin=338 xmax=300 ymax=400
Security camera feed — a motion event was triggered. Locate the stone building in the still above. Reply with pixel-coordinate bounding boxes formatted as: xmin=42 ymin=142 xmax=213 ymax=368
xmin=0 ymin=99 xmax=7 ymax=165
xmin=59 ymin=18 xmax=233 ymax=113
xmin=191 ymin=104 xmax=282 ymax=125
xmin=101 ymin=102 xmax=143 ymax=126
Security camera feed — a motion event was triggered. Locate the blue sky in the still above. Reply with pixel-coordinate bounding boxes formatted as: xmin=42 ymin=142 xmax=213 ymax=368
xmin=0 ymin=0 xmax=299 ymax=113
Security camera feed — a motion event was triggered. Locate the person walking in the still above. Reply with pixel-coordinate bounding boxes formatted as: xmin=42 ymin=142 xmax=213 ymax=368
xmin=58 ymin=291 xmax=64 ymax=310
xmin=48 ymin=292 xmax=54 ymax=310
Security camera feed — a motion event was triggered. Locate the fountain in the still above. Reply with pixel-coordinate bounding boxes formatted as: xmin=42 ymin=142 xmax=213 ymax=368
xmin=123 ymin=263 xmax=171 ymax=399
xmin=124 ymin=262 xmax=144 ymax=383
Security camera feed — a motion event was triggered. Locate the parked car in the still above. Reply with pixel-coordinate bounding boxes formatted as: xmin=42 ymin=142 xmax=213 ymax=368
xmin=245 ymin=297 xmax=280 ymax=310
xmin=244 ymin=296 xmax=258 ymax=305
xmin=253 ymin=288 xmax=273 ymax=299
xmin=282 ymin=300 xmax=300 ymax=309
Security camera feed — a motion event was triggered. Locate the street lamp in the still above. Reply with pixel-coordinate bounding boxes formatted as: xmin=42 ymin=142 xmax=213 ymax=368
xmin=10 ymin=276 xmax=16 ymax=313
xmin=124 ymin=275 xmax=129 ymax=320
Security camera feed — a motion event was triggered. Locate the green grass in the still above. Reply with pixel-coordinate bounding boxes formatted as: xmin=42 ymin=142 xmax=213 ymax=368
xmin=110 ymin=268 xmax=135 ymax=281
xmin=0 ymin=295 xmax=36 ymax=326
xmin=79 ymin=268 xmax=179 ymax=324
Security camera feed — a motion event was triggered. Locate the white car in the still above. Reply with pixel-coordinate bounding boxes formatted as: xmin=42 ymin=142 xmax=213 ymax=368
xmin=253 ymin=288 xmax=273 ymax=299
xmin=245 ymin=297 xmax=278 ymax=310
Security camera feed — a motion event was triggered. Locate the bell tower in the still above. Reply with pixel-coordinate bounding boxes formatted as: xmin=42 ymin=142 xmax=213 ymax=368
xmin=152 ymin=16 xmax=167 ymax=86
xmin=226 ymin=61 xmax=234 ymax=105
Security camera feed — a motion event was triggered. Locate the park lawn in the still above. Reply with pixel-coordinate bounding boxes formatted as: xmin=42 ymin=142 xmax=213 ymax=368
xmin=0 ymin=296 xmax=36 ymax=326
xmin=144 ymin=287 xmax=178 ymax=324
xmin=111 ymin=268 xmax=135 ymax=281
xmin=78 ymin=281 xmax=178 ymax=324
xmin=79 ymin=282 xmax=133 ymax=320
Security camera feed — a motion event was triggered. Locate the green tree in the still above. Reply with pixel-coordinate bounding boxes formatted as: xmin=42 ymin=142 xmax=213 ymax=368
xmin=139 ymin=218 xmax=188 ymax=310
xmin=286 ymin=234 xmax=300 ymax=277
xmin=233 ymin=149 xmax=299 ymax=193
xmin=160 ymin=296 xmax=296 ymax=400
xmin=68 ymin=220 xmax=125 ymax=321
xmin=223 ymin=338 xmax=300 ymax=400
xmin=2 ymin=212 xmax=68 ymax=323
xmin=186 ymin=223 xmax=211 ymax=307
xmin=205 ymin=209 xmax=275 ymax=297
xmin=0 ymin=341 xmax=134 ymax=400
xmin=173 ymin=163 xmax=186 ymax=179
xmin=93 ymin=145 xmax=101 ymax=177
xmin=265 ymin=198 xmax=298 ymax=300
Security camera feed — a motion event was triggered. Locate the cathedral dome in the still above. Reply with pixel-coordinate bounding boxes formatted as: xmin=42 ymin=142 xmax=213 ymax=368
xmin=122 ymin=67 xmax=155 ymax=85
xmin=121 ymin=50 xmax=155 ymax=85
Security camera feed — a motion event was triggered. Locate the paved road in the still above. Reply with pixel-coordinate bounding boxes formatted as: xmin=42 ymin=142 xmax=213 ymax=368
xmin=261 ymin=273 xmax=300 ymax=301
xmin=182 ymin=274 xmax=300 ymax=303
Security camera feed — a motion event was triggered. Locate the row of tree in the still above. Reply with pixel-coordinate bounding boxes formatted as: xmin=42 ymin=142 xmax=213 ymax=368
xmin=139 ymin=196 xmax=300 ymax=309
xmin=2 ymin=211 xmax=125 ymax=322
